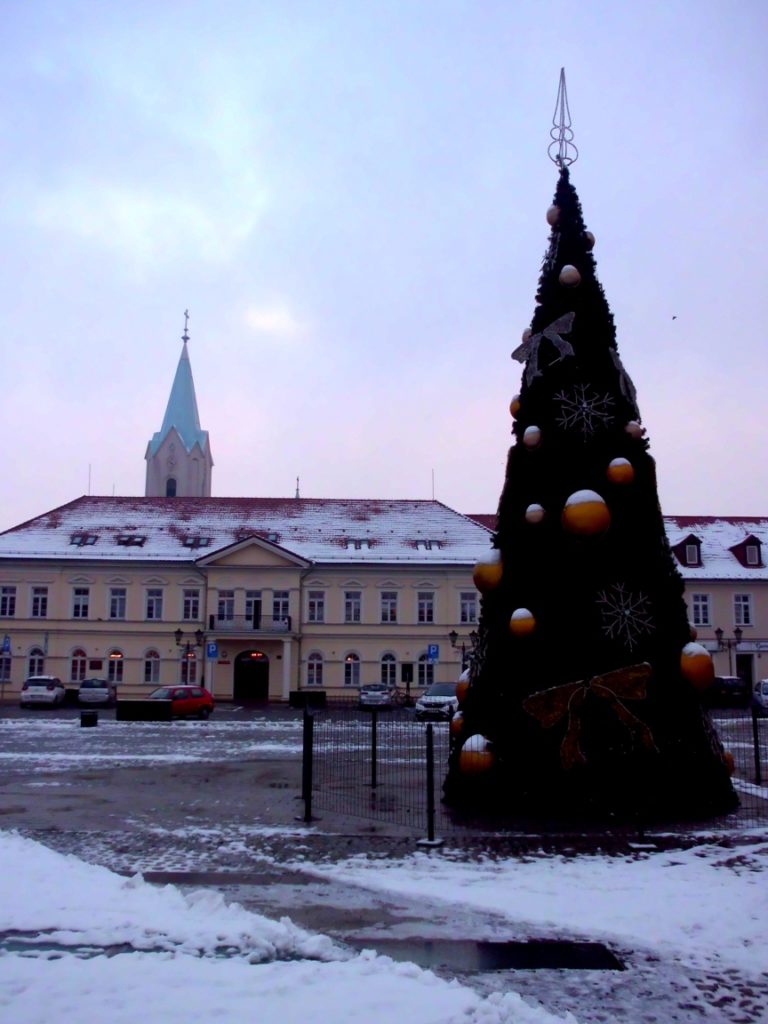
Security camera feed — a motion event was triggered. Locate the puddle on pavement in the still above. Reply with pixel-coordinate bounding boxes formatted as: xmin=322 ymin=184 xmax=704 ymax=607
xmin=348 ymin=938 xmax=625 ymax=972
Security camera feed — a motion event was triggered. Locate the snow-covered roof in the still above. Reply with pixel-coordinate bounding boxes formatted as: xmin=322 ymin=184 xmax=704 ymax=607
xmin=465 ymin=513 xmax=768 ymax=581
xmin=0 ymin=496 xmax=494 ymax=565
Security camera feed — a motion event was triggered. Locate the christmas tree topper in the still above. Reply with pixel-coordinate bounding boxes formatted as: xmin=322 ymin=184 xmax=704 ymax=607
xmin=548 ymin=68 xmax=578 ymax=167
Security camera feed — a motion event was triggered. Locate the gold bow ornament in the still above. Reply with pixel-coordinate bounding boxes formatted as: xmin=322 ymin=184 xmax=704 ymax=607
xmin=522 ymin=662 xmax=657 ymax=770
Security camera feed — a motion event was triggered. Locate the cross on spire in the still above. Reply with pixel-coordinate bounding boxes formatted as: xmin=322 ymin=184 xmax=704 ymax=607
xmin=182 ymin=309 xmax=190 ymax=344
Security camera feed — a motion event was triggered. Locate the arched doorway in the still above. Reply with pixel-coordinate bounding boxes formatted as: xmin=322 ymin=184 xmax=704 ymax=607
xmin=234 ymin=650 xmax=269 ymax=703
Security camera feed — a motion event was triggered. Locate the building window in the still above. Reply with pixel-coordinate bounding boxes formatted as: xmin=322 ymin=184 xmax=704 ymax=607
xmin=691 ymin=594 xmax=711 ymax=627
xmin=417 ymin=591 xmax=435 ymax=624
xmin=381 ymin=591 xmax=398 ymax=623
xmin=307 ymin=590 xmax=325 ymax=623
xmin=0 ymin=586 xmax=16 ymax=617
xmin=344 ymin=591 xmax=361 ymax=623
xmin=0 ymin=656 xmax=10 ymax=682
xmin=109 ymin=587 xmax=127 ymax=620
xmin=273 ymin=591 xmax=290 ymax=623
xmin=28 ymin=647 xmax=45 ymax=676
xmin=145 ymin=589 xmax=163 ymax=620
xmin=70 ymin=648 xmax=87 ymax=682
xmin=183 ymin=589 xmax=200 ymax=621
xmin=246 ymin=591 xmax=262 ymax=628
xmin=217 ymin=590 xmax=235 ymax=621
xmin=107 ymin=650 xmax=124 ymax=683
xmin=344 ymin=653 xmax=360 ymax=688
xmin=734 ymin=593 xmax=753 ymax=627
xmin=180 ymin=651 xmax=197 ymax=684
xmin=746 ymin=544 xmax=760 ymax=566
xmin=72 ymin=587 xmax=90 ymax=619
xmin=31 ymin=587 xmax=48 ymax=618
xmin=418 ymin=653 xmax=434 ymax=688
xmin=307 ymin=652 xmax=323 ymax=687
xmin=166 ymin=478 xmax=177 ymax=497
xmin=684 ymin=543 xmax=700 ymax=566
xmin=381 ymin=653 xmax=397 ymax=687
xmin=144 ymin=650 xmax=160 ymax=685
xmin=460 ymin=592 xmax=478 ymax=624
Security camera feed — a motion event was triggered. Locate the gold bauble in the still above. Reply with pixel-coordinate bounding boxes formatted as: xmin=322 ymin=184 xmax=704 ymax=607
xmin=456 ymin=678 xmax=470 ymax=705
xmin=509 ymin=608 xmax=536 ymax=636
xmin=625 ymin=420 xmax=646 ymax=440
xmin=521 ymin=327 xmax=532 ymax=343
xmin=723 ymin=751 xmax=736 ymax=776
xmin=559 ymin=264 xmax=581 ymax=287
xmin=680 ymin=642 xmax=715 ymax=691
xmin=523 ymin=425 xmax=542 ymax=448
xmin=458 ymin=735 xmax=494 ymax=775
xmin=546 ymin=205 xmax=560 ymax=227
xmin=607 ymin=458 xmax=635 ymax=485
xmin=473 ymin=550 xmax=502 ymax=593
xmin=561 ymin=490 xmax=611 ymax=535
xmin=450 ymin=711 xmax=465 ymax=737
xmin=525 ymin=503 xmax=545 ymax=524
xmin=509 ymin=394 xmax=521 ymax=417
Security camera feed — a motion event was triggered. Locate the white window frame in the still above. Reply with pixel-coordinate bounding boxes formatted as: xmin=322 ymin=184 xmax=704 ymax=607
xmin=145 ymin=588 xmax=163 ymax=621
xmin=144 ymin=650 xmax=160 ymax=685
xmin=734 ymin=593 xmax=753 ymax=627
xmin=182 ymin=588 xmax=200 ymax=621
xmin=380 ymin=591 xmax=398 ymax=624
xmin=745 ymin=544 xmax=759 ymax=566
xmin=109 ymin=587 xmax=127 ymax=620
xmin=418 ymin=653 xmax=434 ymax=688
xmin=380 ymin=653 xmax=397 ymax=687
xmin=344 ymin=653 xmax=360 ymax=688
xmin=685 ymin=543 xmax=700 ymax=566
xmin=108 ymin=650 xmax=124 ymax=683
xmin=0 ymin=656 xmax=10 ymax=682
xmin=307 ymin=590 xmax=325 ymax=624
xmin=307 ymin=652 xmax=323 ymax=687
xmin=245 ymin=591 xmax=262 ymax=625
xmin=180 ymin=651 xmax=197 ymax=684
xmin=417 ymin=591 xmax=435 ymax=624
xmin=70 ymin=648 xmax=87 ymax=682
xmin=28 ymin=647 xmax=45 ymax=676
xmin=72 ymin=587 xmax=90 ymax=619
xmin=31 ymin=587 xmax=48 ymax=618
xmin=344 ymin=591 xmax=361 ymax=623
xmin=691 ymin=593 xmax=711 ymax=627
xmin=460 ymin=591 xmax=478 ymax=624
xmin=273 ymin=591 xmax=290 ymax=622
xmin=217 ymin=590 xmax=235 ymax=621
xmin=0 ymin=586 xmax=16 ymax=617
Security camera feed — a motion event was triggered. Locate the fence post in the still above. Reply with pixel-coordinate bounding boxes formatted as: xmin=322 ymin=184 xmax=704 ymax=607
xmin=298 ymin=706 xmax=315 ymax=822
xmin=417 ymin=722 xmax=444 ymax=847
xmin=370 ymin=710 xmax=378 ymax=789
xmin=752 ymin=706 xmax=762 ymax=787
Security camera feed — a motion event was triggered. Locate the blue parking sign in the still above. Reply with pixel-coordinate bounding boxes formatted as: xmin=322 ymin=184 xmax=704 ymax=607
xmin=427 ymin=643 xmax=439 ymax=662
xmin=206 ymin=642 xmax=218 ymax=659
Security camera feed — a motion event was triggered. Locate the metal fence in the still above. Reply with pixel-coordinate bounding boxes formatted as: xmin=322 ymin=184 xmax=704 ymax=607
xmin=300 ymin=703 xmax=768 ymax=840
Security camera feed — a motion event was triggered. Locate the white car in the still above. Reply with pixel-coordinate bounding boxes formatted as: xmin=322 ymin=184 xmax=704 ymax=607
xmin=20 ymin=676 xmax=66 ymax=708
xmin=753 ymin=679 xmax=768 ymax=718
xmin=78 ymin=678 xmax=117 ymax=706
xmin=414 ymin=682 xmax=459 ymax=721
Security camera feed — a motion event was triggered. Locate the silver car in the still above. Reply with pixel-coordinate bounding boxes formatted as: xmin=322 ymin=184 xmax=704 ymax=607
xmin=78 ymin=678 xmax=117 ymax=706
xmin=359 ymin=683 xmax=396 ymax=709
xmin=20 ymin=676 xmax=66 ymax=708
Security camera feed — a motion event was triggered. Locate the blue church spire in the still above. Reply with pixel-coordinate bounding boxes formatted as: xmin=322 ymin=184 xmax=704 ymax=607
xmin=148 ymin=312 xmax=208 ymax=457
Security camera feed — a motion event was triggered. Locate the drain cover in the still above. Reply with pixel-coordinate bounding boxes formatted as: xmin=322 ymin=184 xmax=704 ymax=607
xmin=351 ymin=938 xmax=624 ymax=972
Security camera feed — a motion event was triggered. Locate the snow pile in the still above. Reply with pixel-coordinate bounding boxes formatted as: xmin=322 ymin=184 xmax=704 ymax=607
xmin=0 ymin=832 xmax=573 ymax=1024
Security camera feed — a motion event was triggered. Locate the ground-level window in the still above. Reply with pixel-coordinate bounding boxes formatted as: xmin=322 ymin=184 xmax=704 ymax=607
xmin=691 ymin=593 xmax=711 ymax=627
xmin=418 ymin=653 xmax=434 ymax=688
xmin=108 ymin=650 xmax=124 ymax=684
xmin=0 ymin=656 xmax=11 ymax=682
xmin=144 ymin=650 xmax=160 ymax=685
xmin=180 ymin=651 xmax=197 ymax=684
xmin=380 ymin=653 xmax=397 ymax=687
xmin=344 ymin=653 xmax=360 ymax=687
xmin=307 ymin=652 xmax=323 ymax=687
xmin=70 ymin=648 xmax=87 ymax=682
xmin=28 ymin=647 xmax=45 ymax=676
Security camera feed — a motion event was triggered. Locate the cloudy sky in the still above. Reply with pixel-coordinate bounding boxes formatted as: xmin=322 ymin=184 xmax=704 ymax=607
xmin=1 ymin=0 xmax=765 ymax=532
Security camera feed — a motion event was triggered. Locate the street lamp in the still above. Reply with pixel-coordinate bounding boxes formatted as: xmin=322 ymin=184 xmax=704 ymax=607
xmin=174 ymin=628 xmax=205 ymax=683
xmin=448 ymin=629 xmax=479 ymax=671
xmin=714 ymin=626 xmax=743 ymax=676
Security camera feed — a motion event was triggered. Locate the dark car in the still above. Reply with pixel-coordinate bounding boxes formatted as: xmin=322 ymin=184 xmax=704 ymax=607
xmin=148 ymin=685 xmax=214 ymax=719
xmin=709 ymin=676 xmax=749 ymax=707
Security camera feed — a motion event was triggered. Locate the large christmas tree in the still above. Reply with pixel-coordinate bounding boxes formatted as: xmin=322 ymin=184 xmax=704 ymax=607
xmin=445 ymin=99 xmax=737 ymax=822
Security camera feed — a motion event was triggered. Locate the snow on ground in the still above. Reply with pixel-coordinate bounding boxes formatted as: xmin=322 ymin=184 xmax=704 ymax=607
xmin=0 ymin=832 xmax=572 ymax=1024
xmin=293 ymin=842 xmax=768 ymax=977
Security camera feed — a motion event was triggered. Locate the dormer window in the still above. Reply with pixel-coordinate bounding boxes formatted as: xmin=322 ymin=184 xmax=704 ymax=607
xmin=415 ymin=539 xmax=442 ymax=551
xmin=671 ymin=534 xmax=702 ymax=567
xmin=70 ymin=532 xmax=98 ymax=547
xmin=346 ymin=538 xmax=371 ymax=550
xmin=116 ymin=534 xmax=147 ymax=547
xmin=182 ymin=536 xmax=212 ymax=549
xmin=729 ymin=535 xmax=763 ymax=569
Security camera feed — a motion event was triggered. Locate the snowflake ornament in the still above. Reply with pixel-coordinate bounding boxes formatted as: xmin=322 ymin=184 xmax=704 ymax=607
xmin=554 ymin=384 xmax=615 ymax=437
xmin=596 ymin=583 xmax=655 ymax=652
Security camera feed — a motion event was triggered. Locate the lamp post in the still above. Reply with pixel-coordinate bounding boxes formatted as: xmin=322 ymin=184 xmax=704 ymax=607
xmin=175 ymin=627 xmax=205 ymax=684
xmin=714 ymin=626 xmax=743 ymax=676
xmin=448 ymin=629 xmax=479 ymax=671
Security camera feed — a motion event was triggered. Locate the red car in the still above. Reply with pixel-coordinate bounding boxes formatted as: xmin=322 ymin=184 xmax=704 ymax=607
xmin=148 ymin=685 xmax=214 ymax=719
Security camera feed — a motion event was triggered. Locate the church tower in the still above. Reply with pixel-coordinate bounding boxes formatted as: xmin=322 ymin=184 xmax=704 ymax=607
xmin=145 ymin=314 xmax=213 ymax=498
